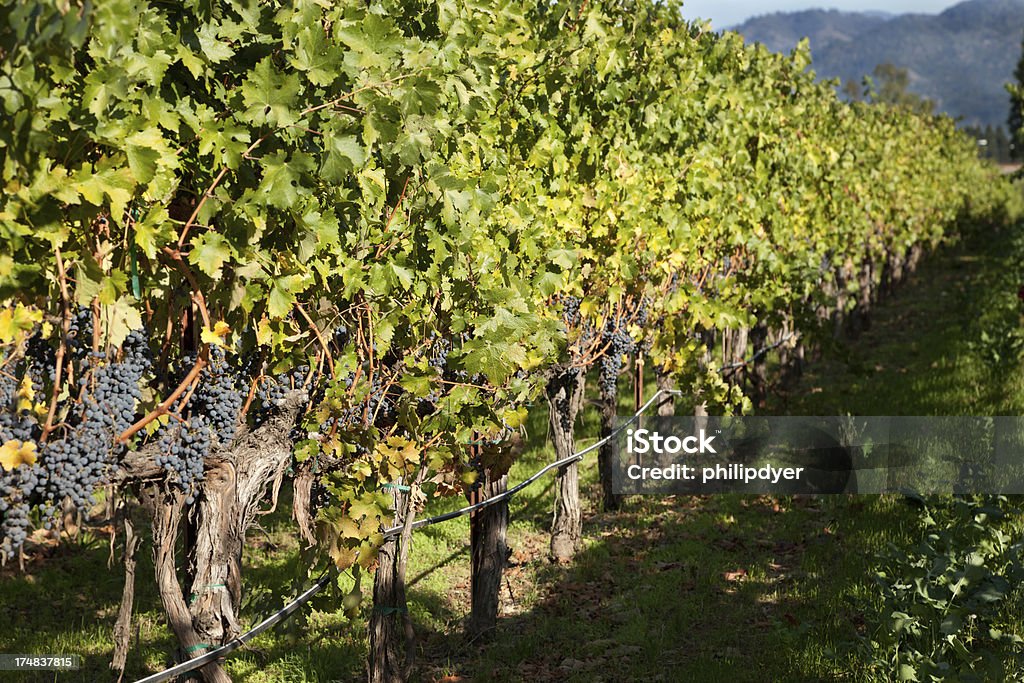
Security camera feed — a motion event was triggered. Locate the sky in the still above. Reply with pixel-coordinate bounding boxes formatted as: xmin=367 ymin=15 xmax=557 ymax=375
xmin=679 ymin=1 xmax=963 ymax=29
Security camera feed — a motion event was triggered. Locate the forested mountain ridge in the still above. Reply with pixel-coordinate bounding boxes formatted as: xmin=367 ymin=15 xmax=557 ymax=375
xmin=730 ymin=0 xmax=1024 ymax=126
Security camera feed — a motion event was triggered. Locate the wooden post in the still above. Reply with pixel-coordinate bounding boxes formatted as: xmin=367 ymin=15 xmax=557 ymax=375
xmin=634 ymin=353 xmax=644 ymax=416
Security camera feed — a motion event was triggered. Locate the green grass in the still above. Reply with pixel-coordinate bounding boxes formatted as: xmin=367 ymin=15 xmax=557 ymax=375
xmin=3 ymin=221 xmax=1024 ymax=682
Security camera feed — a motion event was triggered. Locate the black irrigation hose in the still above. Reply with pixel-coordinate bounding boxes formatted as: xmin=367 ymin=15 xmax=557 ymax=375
xmin=132 ymin=570 xmax=334 ymax=683
xmin=131 ymin=388 xmax=683 ymax=683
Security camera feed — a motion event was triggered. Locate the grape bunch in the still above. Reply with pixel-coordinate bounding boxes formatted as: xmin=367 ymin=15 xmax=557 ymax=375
xmin=253 ymin=364 xmax=310 ymax=426
xmin=41 ymin=328 xmax=152 ymax=511
xmin=81 ymin=330 xmax=151 ymax=434
xmin=153 ymin=414 xmax=210 ymax=503
xmin=25 ymin=333 xmax=56 ymax=396
xmin=362 ymin=371 xmax=395 ymax=423
xmin=192 ymin=348 xmax=243 ymax=444
xmin=2 ymin=326 xmax=157 ymax=557
xmin=597 ymin=318 xmax=635 ymax=396
xmin=0 ymin=430 xmax=46 ymax=558
xmin=66 ymin=307 xmax=93 ymax=361
xmin=634 ymin=296 xmax=651 ymax=329
xmin=548 ymin=367 xmax=582 ymax=432
xmin=412 ymin=336 xmax=452 ymax=415
xmin=560 ymin=295 xmax=581 ymax=327
xmin=149 ymin=348 xmax=248 ymax=499
xmin=333 ymin=325 xmax=349 ymax=349
xmin=428 ymin=335 xmax=451 ymax=372
xmin=0 ymin=498 xmax=31 ymax=561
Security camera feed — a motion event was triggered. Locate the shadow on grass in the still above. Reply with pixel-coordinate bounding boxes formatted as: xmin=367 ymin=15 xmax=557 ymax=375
xmin=405 ymin=492 xmax=917 ymax=682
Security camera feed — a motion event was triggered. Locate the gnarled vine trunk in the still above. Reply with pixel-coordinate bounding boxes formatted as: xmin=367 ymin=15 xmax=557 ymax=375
xmin=141 ymin=485 xmax=231 ymax=683
xmin=655 ymin=365 xmax=675 ymax=417
xmin=110 ymin=511 xmax=140 ymax=683
xmin=368 ymin=485 xmax=417 ymax=683
xmin=851 ymin=259 xmax=873 ymax=337
xmin=749 ymin=323 xmax=769 ymax=408
xmin=598 ymin=383 xmax=621 ymax=512
xmin=466 ymin=465 xmax=509 ymax=640
xmin=546 ymin=367 xmax=585 ymax=562
xmin=127 ymin=392 xmax=304 ymax=683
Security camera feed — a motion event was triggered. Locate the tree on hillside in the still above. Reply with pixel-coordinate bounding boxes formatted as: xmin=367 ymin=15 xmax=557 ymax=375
xmin=1008 ymin=33 xmax=1024 ymax=160
xmin=842 ymin=78 xmax=863 ymax=102
xmin=867 ymin=62 xmax=935 ymax=115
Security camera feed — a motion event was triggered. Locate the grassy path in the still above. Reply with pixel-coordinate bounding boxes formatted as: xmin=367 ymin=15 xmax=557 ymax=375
xmin=2 ymin=222 xmax=1023 ymax=682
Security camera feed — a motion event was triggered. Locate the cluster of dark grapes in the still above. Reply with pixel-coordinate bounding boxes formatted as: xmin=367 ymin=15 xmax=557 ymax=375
xmin=549 ymin=367 xmax=583 ymax=432
xmin=66 ymin=307 xmax=93 ymax=361
xmin=340 ymin=369 xmax=395 ymax=427
xmin=634 ymin=297 xmax=654 ymax=355
xmin=362 ymin=371 xmax=394 ymax=423
xmin=254 ymin=364 xmax=309 ymax=425
xmin=310 ymin=479 xmax=330 ymax=513
xmin=597 ymin=318 xmax=635 ymax=396
xmin=667 ymin=272 xmax=682 ymax=294
xmin=149 ymin=350 xmax=248 ymax=500
xmin=257 ymin=376 xmax=288 ymax=412
xmin=153 ymin=414 xmax=210 ymax=504
xmin=332 ymin=325 xmax=349 ymax=349
xmin=428 ymin=335 xmax=451 ymax=372
xmin=411 ymin=336 xmax=450 ymax=415
xmin=634 ymin=296 xmax=651 ymax=329
xmin=315 ymin=362 xmax=402 ymax=433
xmin=40 ymin=328 xmax=152 ymax=511
xmin=191 ymin=348 xmax=243 ymax=444
xmin=25 ymin=333 xmax=56 ymax=397
xmin=0 ymin=365 xmax=48 ymax=557
xmin=0 ymin=327 xmax=151 ymax=558
xmin=81 ymin=329 xmax=150 ymax=433
xmin=560 ymin=295 xmax=581 ymax=327
xmin=0 ymin=496 xmax=31 ymax=561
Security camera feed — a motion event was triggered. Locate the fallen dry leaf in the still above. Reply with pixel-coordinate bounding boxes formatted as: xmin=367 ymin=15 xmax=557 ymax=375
xmin=723 ymin=568 xmax=748 ymax=582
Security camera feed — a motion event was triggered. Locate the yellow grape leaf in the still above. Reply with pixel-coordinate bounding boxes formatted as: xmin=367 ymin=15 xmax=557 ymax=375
xmin=16 ymin=376 xmax=34 ymax=412
xmin=0 ymin=440 xmax=37 ymax=471
xmin=356 ymin=536 xmax=382 ymax=569
xmin=329 ymin=542 xmax=358 ymax=570
xmin=201 ymin=321 xmax=232 ymax=348
xmin=376 ymin=436 xmax=417 ymax=474
xmin=0 ymin=304 xmax=42 ymax=344
xmin=0 ymin=441 xmax=19 ymax=471
xmin=255 ymin=317 xmax=273 ymax=346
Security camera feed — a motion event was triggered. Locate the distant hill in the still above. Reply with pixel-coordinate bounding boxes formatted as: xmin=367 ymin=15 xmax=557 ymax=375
xmin=730 ymin=0 xmax=1024 ymax=127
